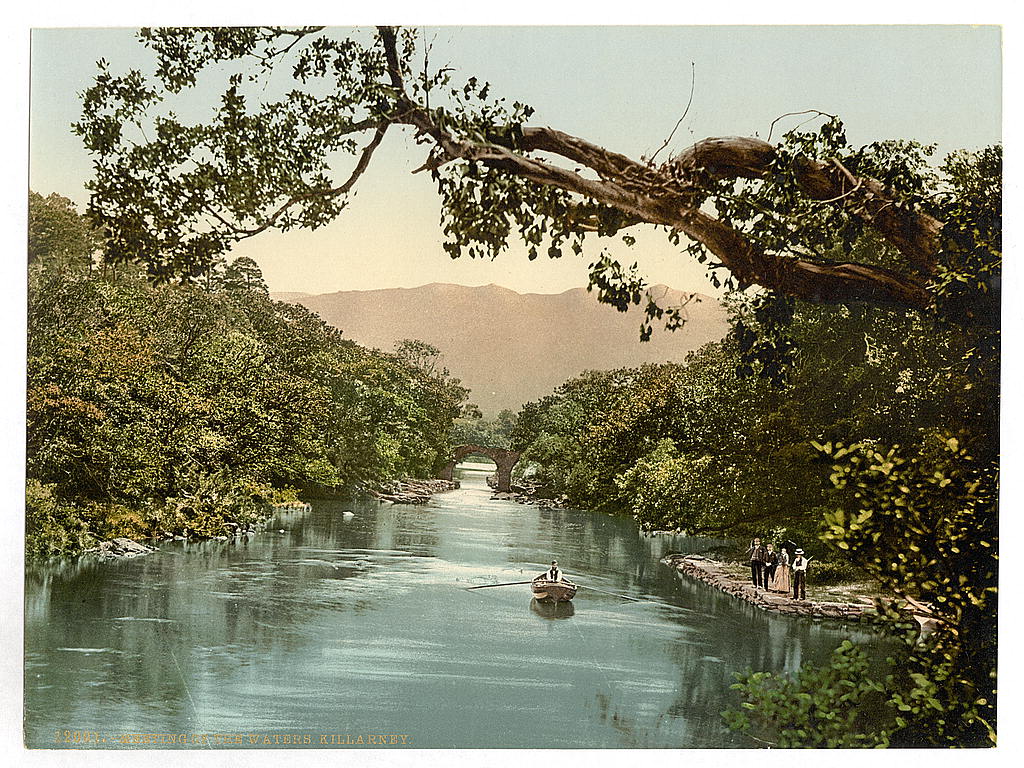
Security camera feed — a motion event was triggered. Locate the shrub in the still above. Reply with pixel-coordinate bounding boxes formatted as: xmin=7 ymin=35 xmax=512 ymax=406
xmin=25 ymin=479 xmax=93 ymax=558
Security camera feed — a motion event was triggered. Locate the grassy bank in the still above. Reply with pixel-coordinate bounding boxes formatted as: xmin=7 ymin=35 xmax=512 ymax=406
xmin=25 ymin=475 xmax=298 ymax=559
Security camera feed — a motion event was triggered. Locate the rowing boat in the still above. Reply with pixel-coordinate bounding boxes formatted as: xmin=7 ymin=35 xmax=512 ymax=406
xmin=531 ymin=577 xmax=578 ymax=602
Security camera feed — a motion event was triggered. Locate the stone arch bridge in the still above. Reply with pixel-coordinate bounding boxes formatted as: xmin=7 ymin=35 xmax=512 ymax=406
xmin=437 ymin=444 xmax=521 ymax=493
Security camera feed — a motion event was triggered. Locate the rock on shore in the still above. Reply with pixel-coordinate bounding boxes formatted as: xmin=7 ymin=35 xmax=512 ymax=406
xmin=88 ymin=537 xmax=159 ymax=560
xmin=373 ymin=478 xmax=460 ymax=505
xmin=489 ymin=479 xmax=568 ymax=509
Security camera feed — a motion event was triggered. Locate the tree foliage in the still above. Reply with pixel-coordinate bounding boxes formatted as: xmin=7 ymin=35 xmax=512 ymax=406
xmin=29 ymin=191 xmax=102 ymax=272
xmin=73 ymin=26 xmax=997 ymax=326
xmin=818 ymin=435 xmax=997 ymax=745
xmin=26 ymin=191 xmax=468 ymax=558
xmin=452 ymin=409 xmax=517 ymax=451
xmin=722 ymin=640 xmax=892 ymax=748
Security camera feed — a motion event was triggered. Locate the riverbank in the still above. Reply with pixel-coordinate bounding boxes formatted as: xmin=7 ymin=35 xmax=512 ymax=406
xmin=29 ymin=479 xmax=464 ymax=561
xmin=489 ymin=477 xmax=568 ymax=508
xmin=662 ymin=553 xmax=878 ymax=622
xmin=662 ymin=553 xmax=941 ymax=634
xmin=373 ymin=478 xmax=460 ymax=504
xmin=81 ymin=500 xmax=312 ymax=560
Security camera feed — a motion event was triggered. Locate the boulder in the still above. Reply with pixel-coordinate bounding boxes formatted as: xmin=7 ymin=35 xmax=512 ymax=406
xmin=94 ymin=537 xmax=158 ymax=559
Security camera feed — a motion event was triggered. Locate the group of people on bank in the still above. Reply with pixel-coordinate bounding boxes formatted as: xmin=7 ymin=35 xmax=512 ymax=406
xmin=745 ymin=538 xmax=810 ymax=599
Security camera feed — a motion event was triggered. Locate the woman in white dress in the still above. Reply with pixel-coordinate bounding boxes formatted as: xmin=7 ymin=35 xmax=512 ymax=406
xmin=774 ymin=546 xmax=791 ymax=594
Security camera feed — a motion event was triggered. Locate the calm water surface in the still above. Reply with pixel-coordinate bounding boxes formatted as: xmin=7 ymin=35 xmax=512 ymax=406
xmin=25 ymin=467 xmax=876 ymax=748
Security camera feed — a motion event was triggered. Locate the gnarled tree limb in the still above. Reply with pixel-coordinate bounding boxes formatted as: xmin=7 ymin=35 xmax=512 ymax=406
xmin=374 ymin=29 xmax=940 ymax=311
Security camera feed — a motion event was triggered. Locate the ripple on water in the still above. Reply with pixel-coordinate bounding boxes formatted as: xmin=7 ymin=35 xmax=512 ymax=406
xmin=25 ymin=473 xmax=886 ymax=749
xmin=111 ymin=617 xmax=176 ymax=623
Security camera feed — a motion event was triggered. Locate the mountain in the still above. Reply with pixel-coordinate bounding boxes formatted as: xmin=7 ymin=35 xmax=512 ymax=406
xmin=273 ymin=283 xmax=730 ymax=415
xmin=270 ymin=291 xmax=313 ymax=302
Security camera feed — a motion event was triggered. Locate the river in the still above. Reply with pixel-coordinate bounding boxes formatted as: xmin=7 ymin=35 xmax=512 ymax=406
xmin=24 ymin=465 xmax=878 ymax=749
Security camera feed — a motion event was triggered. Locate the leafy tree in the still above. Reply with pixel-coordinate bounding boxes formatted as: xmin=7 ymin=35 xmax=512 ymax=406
xmin=218 ymin=255 xmax=269 ymax=293
xmin=28 ymin=191 xmax=101 ymax=272
xmin=818 ymin=435 xmax=997 ymax=746
xmin=26 ymin=192 xmax=470 ymax=557
xmin=719 ymin=147 xmax=999 ymax=749
xmin=73 ymin=27 xmax=995 ymax=327
xmin=452 ymin=408 xmax=518 ymax=450
xmin=394 ymin=338 xmax=445 ymax=377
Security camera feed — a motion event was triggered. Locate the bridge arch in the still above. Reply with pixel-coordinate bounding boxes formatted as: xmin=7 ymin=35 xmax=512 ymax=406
xmin=438 ymin=444 xmax=521 ymax=493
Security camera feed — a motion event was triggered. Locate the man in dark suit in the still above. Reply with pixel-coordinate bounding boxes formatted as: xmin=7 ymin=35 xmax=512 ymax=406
xmin=763 ymin=543 xmax=779 ymax=590
xmin=746 ymin=538 xmax=767 ymax=589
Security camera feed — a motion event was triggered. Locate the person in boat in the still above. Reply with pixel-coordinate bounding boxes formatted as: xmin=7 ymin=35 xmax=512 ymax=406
xmin=539 ymin=560 xmax=566 ymax=582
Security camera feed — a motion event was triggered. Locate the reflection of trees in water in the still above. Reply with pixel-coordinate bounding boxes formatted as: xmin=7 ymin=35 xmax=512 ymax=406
xmin=499 ymin=507 xmax=730 ymax=617
xmin=653 ymin=572 xmax=882 ymax=747
xmin=503 ymin=505 xmax=639 ymax=580
xmin=24 ymin=495 xmax=437 ymax=737
xmin=566 ymin=553 xmax=882 ymax=748
xmin=593 ymin=691 xmax=646 ymax=748
xmin=25 ymin=489 xmax=886 ymax=748
xmin=377 ymin=507 xmax=441 ymax=554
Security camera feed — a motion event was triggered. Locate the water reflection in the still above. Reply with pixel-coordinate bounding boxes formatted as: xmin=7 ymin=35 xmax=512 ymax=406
xmin=25 ymin=467 xmax=880 ymax=749
xmin=530 ymin=599 xmax=575 ymax=620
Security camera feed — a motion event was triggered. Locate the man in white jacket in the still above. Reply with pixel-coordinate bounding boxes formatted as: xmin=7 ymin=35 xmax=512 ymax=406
xmin=791 ymin=548 xmax=810 ymax=600
xmin=541 ymin=561 xmax=565 ymax=582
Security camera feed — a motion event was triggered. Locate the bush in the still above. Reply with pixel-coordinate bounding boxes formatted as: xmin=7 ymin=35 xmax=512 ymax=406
xmin=808 ymin=558 xmax=864 ymax=586
xmin=25 ymin=479 xmax=93 ymax=558
xmin=723 ymin=640 xmax=895 ymax=747
xmin=158 ymin=472 xmax=280 ymax=538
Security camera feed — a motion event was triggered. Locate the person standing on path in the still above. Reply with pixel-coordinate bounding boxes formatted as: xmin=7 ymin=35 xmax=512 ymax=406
xmin=774 ymin=546 xmax=791 ymax=594
xmin=746 ymin=538 xmax=767 ymax=589
xmin=792 ymin=548 xmax=810 ymax=600
xmin=763 ymin=543 xmax=779 ymax=590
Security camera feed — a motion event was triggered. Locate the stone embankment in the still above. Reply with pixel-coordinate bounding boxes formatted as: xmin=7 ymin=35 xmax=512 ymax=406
xmin=374 ymin=478 xmax=460 ymax=505
xmin=488 ymin=478 xmax=568 ymax=508
xmin=662 ymin=553 xmax=876 ymax=622
xmin=87 ymin=501 xmax=313 ymax=560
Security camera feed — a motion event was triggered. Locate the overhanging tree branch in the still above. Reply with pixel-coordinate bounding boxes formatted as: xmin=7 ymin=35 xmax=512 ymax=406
xmin=371 ymin=29 xmax=939 ymax=311
xmin=79 ymin=25 xmax=986 ymax=318
xmin=214 ymin=122 xmax=389 ymax=240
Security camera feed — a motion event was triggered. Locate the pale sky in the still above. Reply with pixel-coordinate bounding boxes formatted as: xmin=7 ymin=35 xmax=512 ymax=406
xmin=27 ymin=24 xmax=1001 ymax=297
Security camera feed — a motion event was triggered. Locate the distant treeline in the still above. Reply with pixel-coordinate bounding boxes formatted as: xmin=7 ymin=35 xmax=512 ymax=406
xmin=27 ymin=192 xmax=468 ymax=558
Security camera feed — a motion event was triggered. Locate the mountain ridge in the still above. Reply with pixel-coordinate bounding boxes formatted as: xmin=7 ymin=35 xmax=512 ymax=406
xmin=273 ymin=282 xmax=730 ymax=415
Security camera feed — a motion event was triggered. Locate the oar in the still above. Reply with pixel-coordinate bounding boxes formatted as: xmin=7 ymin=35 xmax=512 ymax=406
xmin=465 ymin=580 xmax=535 ymax=590
xmin=578 ymin=584 xmax=691 ymax=611
xmin=577 ymin=584 xmax=645 ymax=602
